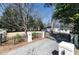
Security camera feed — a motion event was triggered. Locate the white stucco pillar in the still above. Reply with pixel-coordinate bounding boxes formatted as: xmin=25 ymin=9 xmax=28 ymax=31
xmin=42 ymin=31 xmax=45 ymax=38
xmin=59 ymin=41 xmax=74 ymax=55
xmin=27 ymin=32 xmax=32 ymax=42
xmin=74 ymin=34 xmax=78 ymax=47
xmin=70 ymin=34 xmax=74 ymax=43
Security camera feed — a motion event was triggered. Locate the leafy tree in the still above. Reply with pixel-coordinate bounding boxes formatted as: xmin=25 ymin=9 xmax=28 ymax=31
xmin=34 ymin=18 xmax=44 ymax=30
xmin=28 ymin=17 xmax=44 ymax=31
xmin=53 ymin=3 xmax=79 ymax=33
xmin=0 ymin=5 xmax=24 ymax=32
xmin=27 ymin=16 xmax=35 ymax=31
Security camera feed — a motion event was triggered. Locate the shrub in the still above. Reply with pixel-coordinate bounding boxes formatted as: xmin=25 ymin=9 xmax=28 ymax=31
xmin=32 ymin=32 xmax=38 ymax=38
xmin=15 ymin=33 xmax=23 ymax=44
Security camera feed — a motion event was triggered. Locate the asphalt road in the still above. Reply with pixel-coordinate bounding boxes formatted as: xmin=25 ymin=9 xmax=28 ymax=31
xmin=4 ymin=38 xmax=58 ymax=55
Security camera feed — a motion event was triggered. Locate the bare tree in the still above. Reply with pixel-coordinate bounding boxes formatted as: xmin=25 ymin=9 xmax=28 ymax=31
xmin=0 ymin=3 xmax=44 ymax=37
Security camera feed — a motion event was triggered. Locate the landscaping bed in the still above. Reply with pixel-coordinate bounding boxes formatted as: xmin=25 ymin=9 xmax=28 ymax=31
xmin=0 ymin=32 xmax=44 ymax=54
xmin=32 ymin=32 xmax=42 ymax=40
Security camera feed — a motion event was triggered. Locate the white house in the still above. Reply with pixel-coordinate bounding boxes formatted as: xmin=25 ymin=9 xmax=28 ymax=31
xmin=51 ymin=19 xmax=71 ymax=34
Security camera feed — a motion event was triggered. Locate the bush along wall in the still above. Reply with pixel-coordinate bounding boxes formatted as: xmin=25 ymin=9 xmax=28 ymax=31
xmin=14 ymin=33 xmax=24 ymax=44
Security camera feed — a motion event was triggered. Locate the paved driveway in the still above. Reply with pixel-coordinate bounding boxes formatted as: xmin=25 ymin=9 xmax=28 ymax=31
xmin=4 ymin=38 xmax=58 ymax=55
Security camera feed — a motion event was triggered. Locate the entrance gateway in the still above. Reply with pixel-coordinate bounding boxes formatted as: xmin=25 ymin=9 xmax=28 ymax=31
xmin=27 ymin=31 xmax=45 ymax=42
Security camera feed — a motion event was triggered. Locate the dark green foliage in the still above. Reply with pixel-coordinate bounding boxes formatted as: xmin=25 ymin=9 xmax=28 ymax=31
xmin=53 ymin=3 xmax=79 ymax=33
xmin=0 ymin=5 xmax=24 ymax=32
xmin=32 ymin=32 xmax=38 ymax=38
xmin=27 ymin=16 xmax=44 ymax=31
